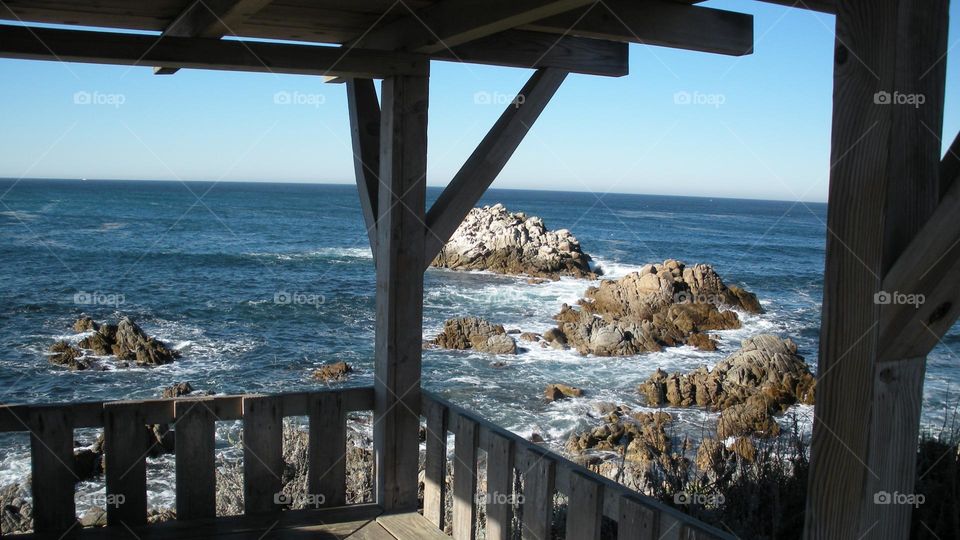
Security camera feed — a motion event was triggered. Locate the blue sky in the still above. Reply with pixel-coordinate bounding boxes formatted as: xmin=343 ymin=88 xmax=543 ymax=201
xmin=0 ymin=0 xmax=957 ymax=202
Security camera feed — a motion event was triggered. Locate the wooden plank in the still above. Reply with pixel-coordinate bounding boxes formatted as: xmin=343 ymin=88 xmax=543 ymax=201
xmin=373 ymin=74 xmax=429 ymax=512
xmin=347 ymin=78 xmax=382 ymax=255
xmin=0 ymin=25 xmax=429 ymax=78
xmin=435 ymin=30 xmax=628 ymax=78
xmin=566 ymin=471 xmax=602 ymax=540
xmin=104 ymin=403 xmax=148 ymax=527
xmin=522 ymin=0 xmax=754 ymax=56
xmin=423 ymin=68 xmax=567 ymax=266
xmin=422 ymin=399 xmax=449 ymax=530
xmin=519 ymin=447 xmax=555 ymax=540
xmin=308 ymin=391 xmax=346 ymax=507
xmin=174 ymin=400 xmax=217 ymax=520
xmin=619 ymin=494 xmax=658 ymax=540
xmin=803 ymin=0 xmax=950 ymax=538
xmin=29 ymin=406 xmax=77 ymax=533
xmin=940 ymin=131 xmax=960 ymax=200
xmin=485 ymin=432 xmax=514 ymax=540
xmin=452 ymin=416 xmax=479 ymax=540
xmin=242 ymin=395 xmax=284 ymax=515
xmin=377 ymin=512 xmax=451 ymax=539
xmin=155 ymin=0 xmax=273 ymax=74
xmin=352 ymin=0 xmax=593 ymax=53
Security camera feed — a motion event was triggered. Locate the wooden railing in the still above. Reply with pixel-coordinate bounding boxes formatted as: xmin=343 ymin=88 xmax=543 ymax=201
xmin=420 ymin=391 xmax=733 ymax=540
xmin=0 ymin=387 xmax=374 ymax=535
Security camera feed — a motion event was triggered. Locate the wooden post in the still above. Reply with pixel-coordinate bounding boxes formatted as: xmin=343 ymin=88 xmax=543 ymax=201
xmin=373 ymin=73 xmax=429 ymax=512
xmin=29 ymin=407 xmax=76 ymax=534
xmin=804 ymin=0 xmax=949 ymax=538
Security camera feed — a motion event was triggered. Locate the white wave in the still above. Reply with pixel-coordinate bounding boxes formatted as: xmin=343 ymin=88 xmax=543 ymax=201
xmin=246 ymin=247 xmax=372 ymax=261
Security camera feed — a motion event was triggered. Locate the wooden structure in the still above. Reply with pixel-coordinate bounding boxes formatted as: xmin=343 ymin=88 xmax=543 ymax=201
xmin=0 ymin=0 xmax=954 ymax=539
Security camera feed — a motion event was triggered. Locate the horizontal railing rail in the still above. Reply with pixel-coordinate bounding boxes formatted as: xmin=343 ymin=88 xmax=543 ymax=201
xmin=420 ymin=391 xmax=733 ymax=540
xmin=0 ymin=386 xmax=374 ymax=535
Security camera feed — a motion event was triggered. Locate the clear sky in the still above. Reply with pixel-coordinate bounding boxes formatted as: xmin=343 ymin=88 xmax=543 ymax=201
xmin=0 ymin=0 xmax=957 ymax=202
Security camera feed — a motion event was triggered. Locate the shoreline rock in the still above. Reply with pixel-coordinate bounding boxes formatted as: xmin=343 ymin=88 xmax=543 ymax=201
xmin=430 ymin=204 xmax=599 ymax=279
xmin=312 ymin=361 xmax=353 ymax=382
xmin=49 ymin=316 xmax=179 ymax=370
xmin=544 ymin=383 xmax=583 ymax=402
xmin=430 ymin=317 xmax=517 ymax=355
xmin=545 ymin=260 xmax=760 ymax=356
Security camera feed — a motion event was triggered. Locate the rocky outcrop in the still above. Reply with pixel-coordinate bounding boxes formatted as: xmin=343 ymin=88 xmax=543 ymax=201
xmin=637 ymin=335 xmax=816 ymax=438
xmin=161 ymin=382 xmax=194 ymax=399
xmin=544 ymin=384 xmax=583 ymax=402
xmin=566 ymin=406 xmax=675 ymax=468
xmin=0 ymin=482 xmax=32 ymax=535
xmin=50 ymin=316 xmax=179 ymax=369
xmin=430 ymin=204 xmax=598 ymax=279
xmin=545 ymin=260 xmax=759 ymax=356
xmin=312 ymin=361 xmax=353 ymax=382
xmin=430 ymin=317 xmax=517 ymax=355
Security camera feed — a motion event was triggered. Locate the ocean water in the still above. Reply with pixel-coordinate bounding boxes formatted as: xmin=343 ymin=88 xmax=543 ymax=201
xmin=1 ymin=179 xmax=958 ymax=508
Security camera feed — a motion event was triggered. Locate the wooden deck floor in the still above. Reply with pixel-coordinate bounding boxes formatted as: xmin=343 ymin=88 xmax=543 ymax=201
xmin=12 ymin=505 xmax=449 ymax=540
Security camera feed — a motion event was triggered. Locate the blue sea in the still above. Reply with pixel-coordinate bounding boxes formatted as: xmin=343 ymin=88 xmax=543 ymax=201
xmin=1 ymin=179 xmax=958 ymax=506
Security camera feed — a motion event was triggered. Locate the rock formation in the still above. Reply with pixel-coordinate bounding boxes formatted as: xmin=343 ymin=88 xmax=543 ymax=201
xmin=312 ymin=361 xmax=353 ymax=382
xmin=565 ymin=405 xmax=676 ymax=469
xmin=49 ymin=316 xmax=179 ymax=369
xmin=430 ymin=317 xmax=517 ymax=355
xmin=637 ymin=334 xmax=816 ymax=438
xmin=545 ymin=260 xmax=761 ymax=356
xmin=544 ymin=383 xmax=584 ymax=402
xmin=430 ymin=204 xmax=598 ymax=279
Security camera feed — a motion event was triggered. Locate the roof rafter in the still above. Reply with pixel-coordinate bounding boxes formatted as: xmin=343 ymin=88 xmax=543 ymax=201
xmin=155 ymin=0 xmax=274 ymax=75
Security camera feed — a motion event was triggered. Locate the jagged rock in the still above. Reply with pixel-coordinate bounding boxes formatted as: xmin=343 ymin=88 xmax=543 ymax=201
xmin=161 ymin=382 xmax=194 ymax=399
xmin=728 ymin=436 xmax=756 ymax=461
xmin=80 ymin=506 xmax=107 ymax=528
xmin=566 ymin=408 xmax=673 ymax=468
xmin=717 ymin=395 xmax=783 ymax=439
xmin=544 ymin=384 xmax=583 ymax=402
xmin=147 ymin=509 xmax=176 ymax=524
xmin=111 ymin=318 xmax=178 ymax=366
xmin=431 ymin=317 xmax=517 ymax=355
xmin=549 ymin=260 xmax=759 ymax=356
xmin=430 ymin=204 xmax=599 ymax=279
xmin=519 ymin=332 xmax=540 ymax=342
xmin=312 ymin=361 xmax=353 ymax=382
xmin=529 ymin=433 xmax=545 ymax=443
xmin=74 ymin=448 xmax=103 ymax=481
xmin=0 ymin=482 xmax=33 ymax=535
xmin=48 ymin=341 xmax=91 ymax=370
xmin=73 ymin=315 xmax=98 ymax=333
xmin=695 ymin=437 xmax=727 ymax=473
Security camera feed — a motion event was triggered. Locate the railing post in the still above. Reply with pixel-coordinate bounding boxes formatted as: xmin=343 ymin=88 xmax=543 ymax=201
xmin=174 ymin=400 xmax=217 ymax=520
xmin=308 ymin=391 xmax=346 ymax=507
xmin=519 ymin=447 xmax=555 ymax=540
xmin=485 ymin=432 xmax=514 ymax=540
xmin=242 ymin=395 xmax=284 ymax=515
xmin=567 ymin=471 xmax=602 ymax=540
xmin=423 ymin=398 xmax=449 ymax=529
xmin=29 ymin=406 xmax=76 ymax=534
xmin=104 ymin=402 xmax=148 ymax=527
xmin=452 ymin=415 xmax=478 ymax=540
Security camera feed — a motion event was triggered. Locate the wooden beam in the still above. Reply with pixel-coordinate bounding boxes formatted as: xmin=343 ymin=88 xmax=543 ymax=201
xmin=373 ymin=74 xmax=429 ymax=512
xmin=754 ymin=0 xmax=836 ymax=14
xmin=803 ymin=0 xmax=949 ymax=538
xmin=347 ymin=79 xmax=382 ymax=255
xmin=522 ymin=0 xmax=754 ymax=56
xmin=423 ymin=68 xmax=567 ymax=267
xmin=434 ymin=30 xmax=627 ymax=77
xmin=940 ymin=130 xmax=960 ymax=200
xmin=878 ymin=141 xmax=960 ymax=362
xmin=352 ymin=0 xmax=594 ymax=54
xmin=155 ymin=0 xmax=273 ymax=75
xmin=0 ymin=25 xmax=429 ymax=78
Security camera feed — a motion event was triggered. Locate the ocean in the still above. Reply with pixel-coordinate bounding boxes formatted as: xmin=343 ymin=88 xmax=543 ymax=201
xmin=1 ymin=179 xmax=958 ymax=509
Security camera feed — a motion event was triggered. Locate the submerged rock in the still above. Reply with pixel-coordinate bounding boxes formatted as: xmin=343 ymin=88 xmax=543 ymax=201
xmin=546 ymin=260 xmax=761 ymax=356
xmin=161 ymin=382 xmax=194 ymax=399
xmin=48 ymin=340 xmax=91 ymax=370
xmin=430 ymin=317 xmax=517 ymax=355
xmin=312 ymin=361 xmax=353 ymax=382
xmin=430 ymin=204 xmax=598 ymax=279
